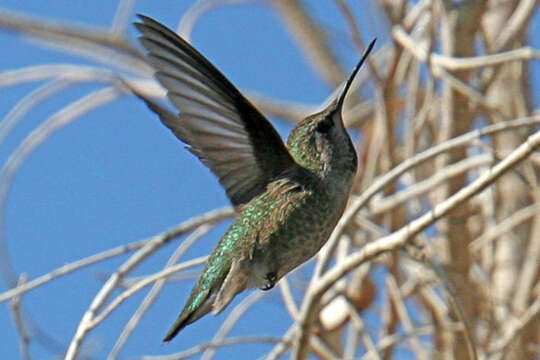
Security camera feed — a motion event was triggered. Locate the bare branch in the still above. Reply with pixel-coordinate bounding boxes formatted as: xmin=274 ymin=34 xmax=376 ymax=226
xmin=295 ymin=128 xmax=540 ymax=359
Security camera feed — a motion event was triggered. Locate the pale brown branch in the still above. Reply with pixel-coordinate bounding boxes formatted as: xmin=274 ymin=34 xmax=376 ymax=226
xmin=271 ymin=0 xmax=345 ymax=86
xmin=0 ymin=79 xmax=72 ymax=145
xmin=177 ymin=0 xmax=262 ymax=40
xmin=0 ymin=8 xmax=149 ymax=73
xmin=10 ymin=274 xmax=31 ymax=360
xmin=141 ymin=336 xmax=283 ymax=360
xmin=334 ymin=0 xmax=382 ymax=82
xmin=346 ymin=301 xmax=381 ymax=359
xmin=386 ymin=276 xmax=429 ymax=359
xmin=470 ymin=203 xmax=540 ymax=252
xmin=488 ymin=297 xmax=540 ymax=356
xmin=513 ymin=214 xmax=540 ymax=312
xmin=201 ymin=291 xmax=268 ymax=360
xmin=0 ymin=86 xmax=123 ymax=288
xmin=361 ymin=326 xmax=436 ymax=359
xmin=111 ymin=0 xmax=136 ymax=38
xmin=64 ymin=207 xmax=234 ymax=359
xmin=0 ymin=65 xmax=120 ymax=88
xmin=370 ymin=154 xmax=493 ymax=216
xmin=393 ymin=25 xmax=540 ymax=70
xmin=295 ymin=129 xmax=540 ymax=359
xmin=0 ymin=238 xmax=147 ymax=303
xmin=109 ymin=224 xmax=214 ymax=359
xmin=245 ymin=91 xmax=313 ymax=122
xmin=264 ymin=325 xmax=295 ymax=360
xmin=315 ymin=115 xmax=540 ymax=280
xmin=0 ymin=8 xmax=137 ymax=55
xmin=492 ymin=0 xmax=539 ymax=52
xmin=278 ymin=277 xmax=300 ymax=320
xmin=87 ymin=256 xmax=208 ymax=330
xmin=434 ymin=47 xmax=540 ymax=71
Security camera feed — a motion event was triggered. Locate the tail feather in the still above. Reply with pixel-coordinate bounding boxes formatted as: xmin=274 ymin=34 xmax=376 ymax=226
xmin=212 ymin=259 xmax=247 ymax=315
xmin=163 ymin=289 xmax=213 ymax=342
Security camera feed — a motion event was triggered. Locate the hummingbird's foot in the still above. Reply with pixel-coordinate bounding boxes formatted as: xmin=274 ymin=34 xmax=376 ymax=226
xmin=261 ymin=272 xmax=277 ymax=291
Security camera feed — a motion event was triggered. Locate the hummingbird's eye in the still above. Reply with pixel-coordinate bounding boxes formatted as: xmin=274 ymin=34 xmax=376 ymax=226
xmin=315 ymin=119 xmax=333 ymax=134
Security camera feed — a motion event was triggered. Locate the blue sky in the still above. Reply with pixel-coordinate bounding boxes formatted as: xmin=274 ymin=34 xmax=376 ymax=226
xmin=1 ymin=1 xmax=539 ymax=360
xmin=0 ymin=2 xmax=383 ymax=359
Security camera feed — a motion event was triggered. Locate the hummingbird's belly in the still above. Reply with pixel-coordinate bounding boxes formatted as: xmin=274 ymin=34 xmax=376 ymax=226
xmin=247 ymin=189 xmax=347 ymax=286
xmin=273 ymin=210 xmax=340 ymax=278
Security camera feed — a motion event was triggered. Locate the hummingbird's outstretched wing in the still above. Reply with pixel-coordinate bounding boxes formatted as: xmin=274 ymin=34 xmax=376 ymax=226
xmin=135 ymin=15 xmax=298 ymax=206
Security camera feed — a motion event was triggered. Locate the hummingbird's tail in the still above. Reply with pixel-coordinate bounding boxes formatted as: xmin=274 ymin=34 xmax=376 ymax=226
xmin=163 ymin=289 xmax=213 ymax=342
xmin=163 ymin=258 xmax=248 ymax=341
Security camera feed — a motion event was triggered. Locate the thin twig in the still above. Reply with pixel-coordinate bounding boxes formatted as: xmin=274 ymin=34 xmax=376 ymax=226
xmin=10 ymin=274 xmax=32 ymax=360
xmin=64 ymin=207 xmax=234 ymax=359
xmin=88 ymin=256 xmax=208 ymax=330
xmin=142 ymin=336 xmax=283 ymax=360
xmin=109 ymin=224 xmax=215 ymax=359
xmin=0 ymin=86 xmax=123 ymax=288
xmin=314 ymin=115 xmax=540 ymax=280
xmin=201 ymin=291 xmax=268 ymax=360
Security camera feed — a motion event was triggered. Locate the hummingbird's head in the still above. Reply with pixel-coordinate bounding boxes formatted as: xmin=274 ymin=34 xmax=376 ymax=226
xmin=287 ymin=39 xmax=376 ymax=179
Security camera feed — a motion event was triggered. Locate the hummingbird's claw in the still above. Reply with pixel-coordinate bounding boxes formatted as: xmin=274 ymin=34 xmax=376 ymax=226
xmin=261 ymin=272 xmax=277 ymax=291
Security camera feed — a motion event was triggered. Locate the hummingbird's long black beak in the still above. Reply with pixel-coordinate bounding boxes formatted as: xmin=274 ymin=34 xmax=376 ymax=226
xmin=335 ymin=39 xmax=377 ymax=112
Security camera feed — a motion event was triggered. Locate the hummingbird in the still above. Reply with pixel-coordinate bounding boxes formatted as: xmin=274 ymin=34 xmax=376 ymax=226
xmin=133 ymin=14 xmax=375 ymax=341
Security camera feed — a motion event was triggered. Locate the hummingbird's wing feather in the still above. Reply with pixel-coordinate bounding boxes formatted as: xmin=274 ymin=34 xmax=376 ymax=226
xmin=135 ymin=15 xmax=298 ymax=206
xmin=212 ymin=258 xmax=248 ymax=315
